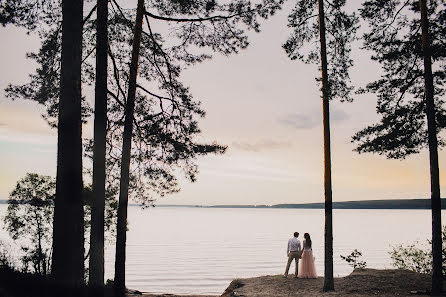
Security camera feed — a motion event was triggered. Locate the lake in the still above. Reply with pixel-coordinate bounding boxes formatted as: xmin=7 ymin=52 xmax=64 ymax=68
xmin=0 ymin=205 xmax=441 ymax=295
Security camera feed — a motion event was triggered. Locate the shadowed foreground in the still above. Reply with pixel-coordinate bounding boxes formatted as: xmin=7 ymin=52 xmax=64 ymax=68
xmin=0 ymin=268 xmax=442 ymax=296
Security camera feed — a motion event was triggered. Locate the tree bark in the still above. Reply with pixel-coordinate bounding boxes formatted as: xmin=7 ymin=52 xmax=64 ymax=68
xmin=51 ymin=0 xmax=85 ymax=288
xmin=419 ymin=0 xmax=442 ymax=295
xmin=114 ymin=0 xmax=145 ymax=295
xmin=318 ymin=0 xmax=334 ymax=292
xmin=89 ymin=0 xmax=108 ymax=290
xmin=35 ymin=211 xmax=44 ymax=275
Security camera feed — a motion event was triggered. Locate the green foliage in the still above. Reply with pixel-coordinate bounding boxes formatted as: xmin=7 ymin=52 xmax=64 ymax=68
xmin=352 ymin=0 xmax=446 ymax=158
xmin=3 ymin=174 xmax=118 ymax=274
xmin=390 ymin=242 xmax=431 ymax=274
xmin=283 ymin=0 xmax=359 ymax=102
xmin=0 ymin=241 xmax=16 ymax=270
xmin=340 ymin=249 xmax=367 ymax=269
xmin=389 ymin=225 xmax=446 ymax=275
xmin=0 ymin=1 xmax=59 ymax=30
xmin=2 ymin=1 xmax=92 ymax=128
xmin=3 ymin=173 xmax=55 ymax=275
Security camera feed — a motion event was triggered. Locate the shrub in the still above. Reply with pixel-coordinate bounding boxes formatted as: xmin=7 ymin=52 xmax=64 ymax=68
xmin=340 ymin=249 xmax=367 ymax=269
xmin=389 ymin=225 xmax=446 ymax=275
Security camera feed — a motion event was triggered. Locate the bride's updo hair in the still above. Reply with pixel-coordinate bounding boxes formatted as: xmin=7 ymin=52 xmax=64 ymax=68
xmin=304 ymin=233 xmax=312 ymax=248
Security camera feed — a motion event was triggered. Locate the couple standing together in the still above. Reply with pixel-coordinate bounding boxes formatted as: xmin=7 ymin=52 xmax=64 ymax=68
xmin=284 ymin=232 xmax=317 ymax=278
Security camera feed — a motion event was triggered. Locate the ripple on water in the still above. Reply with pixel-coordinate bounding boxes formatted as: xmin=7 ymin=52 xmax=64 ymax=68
xmin=0 ymin=206 xmax=431 ymax=296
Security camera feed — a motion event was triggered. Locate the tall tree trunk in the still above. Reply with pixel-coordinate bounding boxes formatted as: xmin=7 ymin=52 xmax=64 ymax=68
xmin=36 ymin=213 xmax=44 ymax=275
xmin=318 ymin=0 xmax=334 ymax=291
xmin=419 ymin=0 xmax=442 ymax=295
xmin=114 ymin=0 xmax=145 ymax=295
xmin=36 ymin=214 xmax=43 ymax=275
xmin=89 ymin=0 xmax=108 ymax=290
xmin=51 ymin=0 xmax=85 ymax=288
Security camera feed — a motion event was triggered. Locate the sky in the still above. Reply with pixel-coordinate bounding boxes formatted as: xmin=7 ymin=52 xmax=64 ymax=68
xmin=0 ymin=1 xmax=444 ymax=206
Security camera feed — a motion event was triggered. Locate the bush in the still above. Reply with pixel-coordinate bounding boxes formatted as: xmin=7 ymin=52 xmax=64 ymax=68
xmin=389 ymin=225 xmax=446 ymax=275
xmin=340 ymin=249 xmax=367 ymax=269
xmin=0 ymin=240 xmax=16 ymax=270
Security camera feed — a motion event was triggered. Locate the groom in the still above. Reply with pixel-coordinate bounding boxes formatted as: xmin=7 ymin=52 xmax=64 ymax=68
xmin=284 ymin=232 xmax=302 ymax=278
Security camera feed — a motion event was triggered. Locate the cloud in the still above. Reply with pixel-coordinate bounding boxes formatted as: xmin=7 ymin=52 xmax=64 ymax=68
xmin=198 ymin=155 xmax=300 ymax=182
xmin=0 ymin=128 xmax=56 ymax=146
xmin=331 ymin=108 xmax=350 ymax=122
xmin=277 ymin=114 xmax=319 ymax=130
xmin=231 ymin=140 xmax=292 ymax=152
xmin=278 ymin=107 xmax=350 ymax=130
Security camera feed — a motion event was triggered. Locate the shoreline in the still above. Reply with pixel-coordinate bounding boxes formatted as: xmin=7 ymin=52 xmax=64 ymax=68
xmin=133 ymin=269 xmax=440 ymax=297
xmin=2 ymin=198 xmax=446 ymax=209
xmin=0 ymin=267 xmax=440 ymax=296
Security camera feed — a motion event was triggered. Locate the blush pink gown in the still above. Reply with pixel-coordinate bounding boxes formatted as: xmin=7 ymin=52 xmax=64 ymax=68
xmin=298 ymin=240 xmax=317 ymax=278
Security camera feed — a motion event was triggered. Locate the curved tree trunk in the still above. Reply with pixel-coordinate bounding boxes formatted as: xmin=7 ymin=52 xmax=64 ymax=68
xmin=89 ymin=0 xmax=109 ymax=291
xmin=51 ymin=0 xmax=85 ymax=289
xmin=318 ymin=0 xmax=334 ymax=292
xmin=114 ymin=0 xmax=145 ymax=295
xmin=419 ymin=0 xmax=442 ymax=295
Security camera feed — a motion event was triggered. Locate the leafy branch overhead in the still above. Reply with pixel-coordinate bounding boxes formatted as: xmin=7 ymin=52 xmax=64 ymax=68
xmin=1 ymin=0 xmax=283 ymax=205
xmin=283 ymin=0 xmax=359 ymax=102
xmin=352 ymin=0 xmax=446 ymax=159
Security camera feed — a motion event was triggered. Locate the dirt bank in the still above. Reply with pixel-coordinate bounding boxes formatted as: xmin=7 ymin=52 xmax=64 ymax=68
xmin=219 ymin=268 xmax=442 ymax=297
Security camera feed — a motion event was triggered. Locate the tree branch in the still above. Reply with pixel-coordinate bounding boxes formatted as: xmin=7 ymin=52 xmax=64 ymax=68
xmin=83 ymin=4 xmax=98 ymax=25
xmin=136 ymin=84 xmax=169 ymax=100
xmin=108 ymin=46 xmax=128 ymax=104
xmin=382 ymin=0 xmax=411 ymax=32
xmin=143 ymin=8 xmax=255 ymax=23
xmin=82 ymin=46 xmax=96 ymax=64
xmin=107 ymin=89 xmax=125 ymax=108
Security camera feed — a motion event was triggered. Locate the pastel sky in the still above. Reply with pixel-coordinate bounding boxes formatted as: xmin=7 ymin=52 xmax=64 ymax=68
xmin=0 ymin=1 xmax=444 ymax=205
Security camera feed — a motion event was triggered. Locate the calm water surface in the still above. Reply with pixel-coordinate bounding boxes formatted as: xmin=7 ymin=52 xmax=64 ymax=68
xmin=0 ymin=206 xmax=441 ymax=295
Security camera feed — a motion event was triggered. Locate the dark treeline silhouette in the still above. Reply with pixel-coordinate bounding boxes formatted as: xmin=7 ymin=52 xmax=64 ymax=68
xmin=208 ymin=199 xmax=446 ymax=209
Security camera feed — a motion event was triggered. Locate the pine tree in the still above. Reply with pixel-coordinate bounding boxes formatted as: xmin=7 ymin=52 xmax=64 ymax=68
xmin=51 ymin=0 xmax=85 ymax=288
xmin=283 ymin=0 xmax=358 ymax=290
xmin=89 ymin=0 xmax=109 ymax=290
xmin=113 ymin=0 xmax=145 ymax=295
xmin=354 ymin=0 xmax=446 ymax=293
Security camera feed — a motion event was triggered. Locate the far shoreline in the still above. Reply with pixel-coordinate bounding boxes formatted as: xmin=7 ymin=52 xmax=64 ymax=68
xmin=155 ymin=198 xmax=446 ymax=210
xmin=1 ymin=198 xmax=446 ymax=210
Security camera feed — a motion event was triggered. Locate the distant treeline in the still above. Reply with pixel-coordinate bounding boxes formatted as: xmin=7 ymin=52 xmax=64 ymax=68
xmin=209 ymin=199 xmax=446 ymax=209
xmin=1 ymin=198 xmax=445 ymax=209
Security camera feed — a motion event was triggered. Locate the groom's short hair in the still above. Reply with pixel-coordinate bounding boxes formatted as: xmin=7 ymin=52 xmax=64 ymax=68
xmin=294 ymin=232 xmax=299 ymax=237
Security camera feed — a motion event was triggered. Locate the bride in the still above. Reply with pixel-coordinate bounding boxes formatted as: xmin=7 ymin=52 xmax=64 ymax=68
xmin=298 ymin=233 xmax=317 ymax=278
